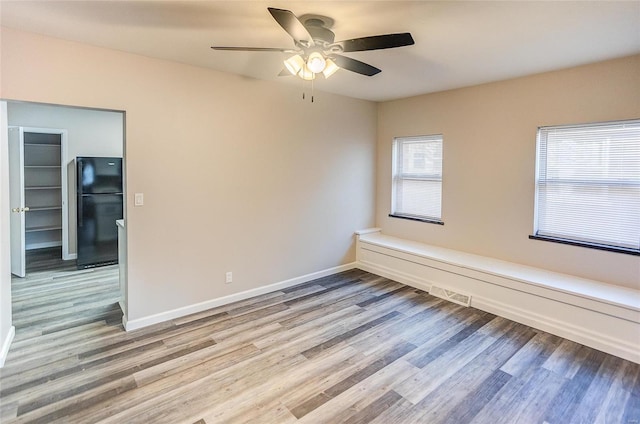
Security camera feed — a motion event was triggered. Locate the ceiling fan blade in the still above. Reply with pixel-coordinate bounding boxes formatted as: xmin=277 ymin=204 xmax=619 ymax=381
xmin=335 ymin=33 xmax=414 ymax=52
xmin=211 ymin=46 xmax=296 ymax=53
xmin=268 ymin=7 xmax=315 ymax=48
xmin=331 ymin=54 xmax=381 ymax=76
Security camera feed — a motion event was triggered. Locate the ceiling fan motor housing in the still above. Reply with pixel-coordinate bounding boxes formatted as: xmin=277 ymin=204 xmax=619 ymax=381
xmin=304 ymin=18 xmax=335 ymax=46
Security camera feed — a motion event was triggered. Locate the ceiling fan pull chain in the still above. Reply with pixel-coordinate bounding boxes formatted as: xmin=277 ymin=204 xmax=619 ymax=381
xmin=311 ymin=78 xmax=315 ymax=103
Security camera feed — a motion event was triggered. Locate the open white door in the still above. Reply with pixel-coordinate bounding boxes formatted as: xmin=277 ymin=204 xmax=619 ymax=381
xmin=8 ymin=127 xmax=25 ymax=278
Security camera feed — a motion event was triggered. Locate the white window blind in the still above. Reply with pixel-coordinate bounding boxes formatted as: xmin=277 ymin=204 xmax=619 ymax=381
xmin=392 ymin=135 xmax=443 ymax=222
xmin=534 ymin=120 xmax=640 ymax=252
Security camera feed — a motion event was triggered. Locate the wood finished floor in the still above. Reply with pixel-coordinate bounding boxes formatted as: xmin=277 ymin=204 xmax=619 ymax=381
xmin=25 ymin=247 xmax=76 ymax=273
xmin=1 ymin=267 xmax=639 ymax=424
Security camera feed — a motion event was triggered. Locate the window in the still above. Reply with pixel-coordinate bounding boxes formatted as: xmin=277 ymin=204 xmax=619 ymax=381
xmin=391 ymin=135 xmax=443 ymax=224
xmin=532 ymin=119 xmax=640 ymax=254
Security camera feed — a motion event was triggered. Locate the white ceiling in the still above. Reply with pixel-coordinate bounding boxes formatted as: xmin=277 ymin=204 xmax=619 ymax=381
xmin=1 ymin=1 xmax=639 ymax=102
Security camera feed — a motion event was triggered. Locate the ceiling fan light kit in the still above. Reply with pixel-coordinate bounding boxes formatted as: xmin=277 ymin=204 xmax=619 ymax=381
xmin=322 ymin=58 xmax=340 ymax=78
xmin=211 ymin=7 xmax=415 ymax=98
xmin=306 ymin=52 xmax=327 ymax=74
xmin=284 ymin=51 xmax=337 ymax=81
xmin=298 ymin=64 xmax=316 ymax=81
xmin=284 ymin=54 xmax=306 ymax=76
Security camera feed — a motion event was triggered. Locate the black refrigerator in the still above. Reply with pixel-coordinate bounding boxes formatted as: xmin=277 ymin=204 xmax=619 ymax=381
xmin=76 ymin=157 xmax=123 ymax=269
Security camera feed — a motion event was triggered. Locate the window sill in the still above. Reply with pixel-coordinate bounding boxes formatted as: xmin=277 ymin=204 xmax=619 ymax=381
xmin=389 ymin=214 xmax=444 ymax=226
xmin=529 ymin=235 xmax=640 ymax=256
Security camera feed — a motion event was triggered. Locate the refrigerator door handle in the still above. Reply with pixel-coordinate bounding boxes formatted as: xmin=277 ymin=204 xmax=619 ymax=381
xmin=78 ymin=159 xmax=83 ymax=227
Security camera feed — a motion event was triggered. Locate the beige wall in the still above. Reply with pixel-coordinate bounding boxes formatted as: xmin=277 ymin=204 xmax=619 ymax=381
xmin=1 ymin=27 xmax=377 ymax=321
xmin=377 ymin=55 xmax=640 ymax=290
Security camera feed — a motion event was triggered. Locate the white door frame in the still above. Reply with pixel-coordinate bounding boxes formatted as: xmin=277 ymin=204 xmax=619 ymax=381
xmin=8 ymin=126 xmax=25 ymax=277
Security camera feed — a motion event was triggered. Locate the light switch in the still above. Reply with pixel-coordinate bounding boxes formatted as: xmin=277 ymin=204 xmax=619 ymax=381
xmin=134 ymin=193 xmax=144 ymax=206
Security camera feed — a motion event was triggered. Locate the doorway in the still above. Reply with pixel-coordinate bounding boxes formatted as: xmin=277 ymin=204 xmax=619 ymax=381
xmin=2 ymin=100 xmax=127 ymax=343
xmin=6 ymin=101 xmax=125 ymax=275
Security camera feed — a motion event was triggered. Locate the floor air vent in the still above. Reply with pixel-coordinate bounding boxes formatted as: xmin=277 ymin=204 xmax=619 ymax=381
xmin=429 ymin=285 xmax=471 ymax=307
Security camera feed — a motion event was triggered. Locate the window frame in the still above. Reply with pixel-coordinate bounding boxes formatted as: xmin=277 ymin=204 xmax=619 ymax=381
xmin=530 ymin=119 xmax=640 ymax=256
xmin=390 ymin=134 xmax=444 ymax=225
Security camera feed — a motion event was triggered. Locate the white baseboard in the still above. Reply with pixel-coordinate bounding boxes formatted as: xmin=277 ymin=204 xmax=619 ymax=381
xmin=124 ymin=262 xmax=358 ymax=332
xmin=357 ymin=235 xmax=640 ymax=364
xmin=0 ymin=326 xmax=15 ymax=368
xmin=64 ymin=253 xmax=77 ymax=260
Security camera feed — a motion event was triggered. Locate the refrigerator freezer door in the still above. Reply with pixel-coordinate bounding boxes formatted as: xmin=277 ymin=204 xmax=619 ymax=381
xmin=78 ymin=157 xmax=123 ymax=194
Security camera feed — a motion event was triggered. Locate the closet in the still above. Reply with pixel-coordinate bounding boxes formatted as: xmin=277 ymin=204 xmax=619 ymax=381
xmin=23 ymin=131 xmax=63 ymax=250
xmin=10 ymin=127 xmax=67 ymax=276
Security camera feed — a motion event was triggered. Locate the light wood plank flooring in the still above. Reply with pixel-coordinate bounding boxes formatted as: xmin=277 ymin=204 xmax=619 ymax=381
xmin=1 ymin=267 xmax=638 ymax=423
xmin=25 ymin=247 xmax=76 ymax=273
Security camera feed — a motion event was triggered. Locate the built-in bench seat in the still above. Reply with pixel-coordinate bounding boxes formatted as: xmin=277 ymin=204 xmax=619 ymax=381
xmin=355 ymin=228 xmax=640 ymax=363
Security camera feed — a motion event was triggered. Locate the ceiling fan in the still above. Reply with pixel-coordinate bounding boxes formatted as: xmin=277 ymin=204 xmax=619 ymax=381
xmin=211 ymin=7 xmax=415 ymax=81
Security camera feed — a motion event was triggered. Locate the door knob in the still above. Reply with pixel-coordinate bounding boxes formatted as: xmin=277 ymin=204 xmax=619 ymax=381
xmin=11 ymin=207 xmax=30 ymax=213
xmin=11 ymin=208 xmax=20 ymax=213
xmin=23 ymin=207 xmax=30 ymax=212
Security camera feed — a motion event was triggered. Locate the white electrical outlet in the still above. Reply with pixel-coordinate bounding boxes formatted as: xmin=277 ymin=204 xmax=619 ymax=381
xmin=225 ymin=272 xmax=233 ymax=284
